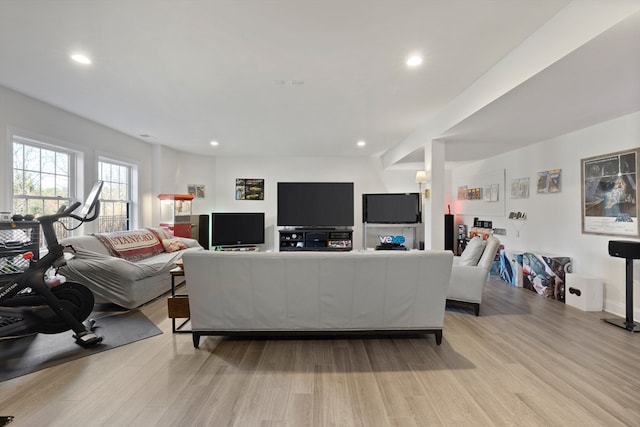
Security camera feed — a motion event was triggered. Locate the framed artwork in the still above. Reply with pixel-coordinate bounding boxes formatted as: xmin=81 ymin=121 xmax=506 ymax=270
xmin=483 ymin=184 xmax=499 ymax=202
xmin=537 ymin=171 xmax=548 ymax=193
xmin=548 ymin=169 xmax=561 ymax=193
xmin=581 ymin=148 xmax=639 ymax=237
xmin=511 ymin=177 xmax=529 ymax=198
xmin=235 ymin=178 xmax=264 ymax=200
xmin=536 ymin=169 xmax=561 ymax=193
xmin=187 ymin=184 xmax=205 ymax=198
xmin=457 ymin=185 xmax=468 ymax=200
xmin=483 ymin=185 xmax=492 ymax=201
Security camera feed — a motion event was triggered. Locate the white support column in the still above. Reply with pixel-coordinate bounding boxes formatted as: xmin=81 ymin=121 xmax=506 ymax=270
xmin=423 ymin=139 xmax=446 ymax=250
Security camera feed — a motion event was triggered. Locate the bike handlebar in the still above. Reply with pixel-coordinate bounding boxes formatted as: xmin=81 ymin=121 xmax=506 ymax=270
xmin=37 ymin=201 xmax=82 ymax=224
xmin=38 ymin=200 xmax=101 ymax=225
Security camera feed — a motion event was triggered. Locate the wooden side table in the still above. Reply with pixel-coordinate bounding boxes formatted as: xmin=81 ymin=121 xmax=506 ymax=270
xmin=167 ymin=267 xmax=190 ymax=333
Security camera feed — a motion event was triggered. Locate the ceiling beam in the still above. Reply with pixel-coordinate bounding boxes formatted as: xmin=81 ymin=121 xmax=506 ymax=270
xmin=380 ymin=0 xmax=640 ymax=169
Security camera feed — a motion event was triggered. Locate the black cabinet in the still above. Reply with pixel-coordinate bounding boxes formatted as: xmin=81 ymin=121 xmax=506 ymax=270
xmin=190 ymin=214 xmax=210 ymax=249
xmin=279 ymin=229 xmax=352 ymax=251
xmin=0 ymin=221 xmax=40 ymax=284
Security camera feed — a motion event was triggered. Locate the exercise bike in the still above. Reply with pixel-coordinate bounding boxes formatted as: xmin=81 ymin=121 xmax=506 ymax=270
xmin=0 ymin=182 xmax=104 ymax=348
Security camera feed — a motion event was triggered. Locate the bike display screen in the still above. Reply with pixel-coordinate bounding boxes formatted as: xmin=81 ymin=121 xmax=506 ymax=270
xmin=80 ymin=181 xmax=104 ymax=217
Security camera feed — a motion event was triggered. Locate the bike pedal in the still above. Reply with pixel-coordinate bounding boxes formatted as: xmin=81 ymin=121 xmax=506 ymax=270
xmin=74 ymin=332 xmax=103 ymax=348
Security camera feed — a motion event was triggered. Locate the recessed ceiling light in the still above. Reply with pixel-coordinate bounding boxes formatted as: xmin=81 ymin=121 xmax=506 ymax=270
xmin=71 ymin=54 xmax=92 ymax=65
xmin=210 ymin=141 xmax=219 ymax=146
xmin=357 ymin=140 xmax=366 ymax=147
xmin=406 ymin=55 xmax=423 ymax=67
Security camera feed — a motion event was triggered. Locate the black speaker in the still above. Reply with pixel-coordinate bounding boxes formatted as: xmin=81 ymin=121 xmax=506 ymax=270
xmin=608 ymin=240 xmax=640 ymax=259
xmin=444 ymin=214 xmax=454 ymax=251
xmin=191 ymin=214 xmax=210 ymax=249
xmin=604 ymin=240 xmax=640 ymax=332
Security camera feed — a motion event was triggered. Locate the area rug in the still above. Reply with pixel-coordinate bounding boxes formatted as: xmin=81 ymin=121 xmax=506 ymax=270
xmin=0 ymin=309 xmax=162 ymax=382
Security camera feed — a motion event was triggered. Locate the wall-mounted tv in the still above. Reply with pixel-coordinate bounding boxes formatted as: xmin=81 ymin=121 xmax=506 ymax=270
xmin=211 ymin=212 xmax=265 ymax=246
xmin=362 ymin=193 xmax=421 ymax=224
xmin=277 ymin=182 xmax=354 ymax=227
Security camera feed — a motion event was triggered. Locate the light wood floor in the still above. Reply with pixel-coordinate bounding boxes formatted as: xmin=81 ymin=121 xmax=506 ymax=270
xmin=1 ymin=276 xmax=639 ymax=427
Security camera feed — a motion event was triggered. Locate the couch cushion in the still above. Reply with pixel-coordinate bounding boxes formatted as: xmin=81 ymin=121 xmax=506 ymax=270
xmin=477 ymin=236 xmax=500 ymax=269
xmin=93 ymin=228 xmax=165 ymax=261
xmin=459 ymin=236 xmax=486 ymax=266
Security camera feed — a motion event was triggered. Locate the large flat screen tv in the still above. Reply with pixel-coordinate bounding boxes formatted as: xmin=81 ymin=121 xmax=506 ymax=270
xmin=211 ymin=212 xmax=265 ymax=246
xmin=362 ymin=193 xmax=421 ymax=223
xmin=277 ymin=182 xmax=354 ymax=227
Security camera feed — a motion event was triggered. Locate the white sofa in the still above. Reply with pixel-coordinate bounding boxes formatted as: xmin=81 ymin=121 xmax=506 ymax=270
xmin=59 ymin=228 xmax=203 ymax=308
xmin=183 ymin=250 xmax=453 ymax=347
xmin=447 ymin=235 xmax=500 ymax=316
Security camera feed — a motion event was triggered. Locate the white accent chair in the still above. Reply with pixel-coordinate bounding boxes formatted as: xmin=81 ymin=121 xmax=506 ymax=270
xmin=447 ymin=235 xmax=501 ymax=316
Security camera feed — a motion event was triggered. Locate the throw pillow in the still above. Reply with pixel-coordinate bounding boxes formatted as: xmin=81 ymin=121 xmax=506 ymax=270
xmin=162 ymin=238 xmax=188 ymax=253
xmin=459 ymin=236 xmax=486 ymax=266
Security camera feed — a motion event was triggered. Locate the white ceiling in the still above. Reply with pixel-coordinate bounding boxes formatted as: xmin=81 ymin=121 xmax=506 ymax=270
xmin=440 ymin=5 xmax=640 ymax=164
xmin=0 ymin=0 xmax=638 ymax=166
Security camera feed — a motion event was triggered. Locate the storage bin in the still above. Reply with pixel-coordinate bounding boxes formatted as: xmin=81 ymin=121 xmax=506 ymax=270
xmin=565 ymin=273 xmax=603 ymax=311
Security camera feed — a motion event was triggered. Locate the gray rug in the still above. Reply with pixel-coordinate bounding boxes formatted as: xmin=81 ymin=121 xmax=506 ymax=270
xmin=0 ymin=309 xmax=162 ymax=382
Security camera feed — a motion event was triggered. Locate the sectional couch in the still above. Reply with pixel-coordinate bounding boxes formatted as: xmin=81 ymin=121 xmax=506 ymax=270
xmin=183 ymin=249 xmax=453 ymax=347
xmin=59 ymin=228 xmax=203 ymax=308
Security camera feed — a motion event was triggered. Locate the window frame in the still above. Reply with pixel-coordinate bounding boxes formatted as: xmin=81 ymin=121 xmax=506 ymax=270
xmin=97 ymin=156 xmax=137 ymax=232
xmin=11 ymin=135 xmax=78 ymax=216
xmin=9 ymin=133 xmax=81 ymax=246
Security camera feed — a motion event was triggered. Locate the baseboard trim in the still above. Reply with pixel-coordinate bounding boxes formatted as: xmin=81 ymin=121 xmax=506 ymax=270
xmin=604 ymin=298 xmax=640 ymax=320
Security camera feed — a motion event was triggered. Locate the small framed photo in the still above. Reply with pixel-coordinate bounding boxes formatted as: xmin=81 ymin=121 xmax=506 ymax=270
xmin=236 ymin=178 xmax=264 ymax=200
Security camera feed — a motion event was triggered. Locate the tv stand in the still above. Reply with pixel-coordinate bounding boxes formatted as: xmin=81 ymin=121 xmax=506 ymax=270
xmin=279 ymin=229 xmax=352 ymax=251
xmin=363 ymin=223 xmax=419 ymax=250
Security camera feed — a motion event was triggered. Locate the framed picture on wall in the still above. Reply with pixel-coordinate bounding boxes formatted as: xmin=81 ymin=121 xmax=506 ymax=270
xmin=235 ymin=178 xmax=264 ymax=200
xmin=510 ymin=177 xmax=529 ymax=198
xmin=548 ymin=169 xmax=561 ymax=193
xmin=581 ymin=148 xmax=640 ymax=237
xmin=187 ymin=184 xmax=205 ymax=198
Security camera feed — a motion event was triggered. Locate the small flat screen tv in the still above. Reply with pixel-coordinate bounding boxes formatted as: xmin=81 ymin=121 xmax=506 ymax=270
xmin=362 ymin=193 xmax=421 ymax=223
xmin=211 ymin=212 xmax=265 ymax=246
xmin=277 ymin=182 xmax=354 ymax=227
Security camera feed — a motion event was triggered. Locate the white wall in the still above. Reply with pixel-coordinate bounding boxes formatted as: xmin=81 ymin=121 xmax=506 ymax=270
xmin=0 ymin=85 xmax=419 ymax=251
xmin=151 ymin=145 xmax=218 ymax=225
xmin=209 ymin=156 xmax=419 ymax=251
xmin=0 ymin=85 xmax=158 ymax=230
xmin=451 ymin=111 xmax=640 ymax=319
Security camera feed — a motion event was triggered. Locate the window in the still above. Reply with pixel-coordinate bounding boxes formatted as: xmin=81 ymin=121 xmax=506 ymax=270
xmin=12 ymin=136 xmax=76 ymax=241
xmin=97 ymin=159 xmax=133 ymax=232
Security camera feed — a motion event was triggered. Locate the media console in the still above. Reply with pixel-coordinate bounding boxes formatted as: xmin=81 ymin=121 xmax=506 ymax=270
xmin=279 ymin=229 xmax=352 ymax=251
